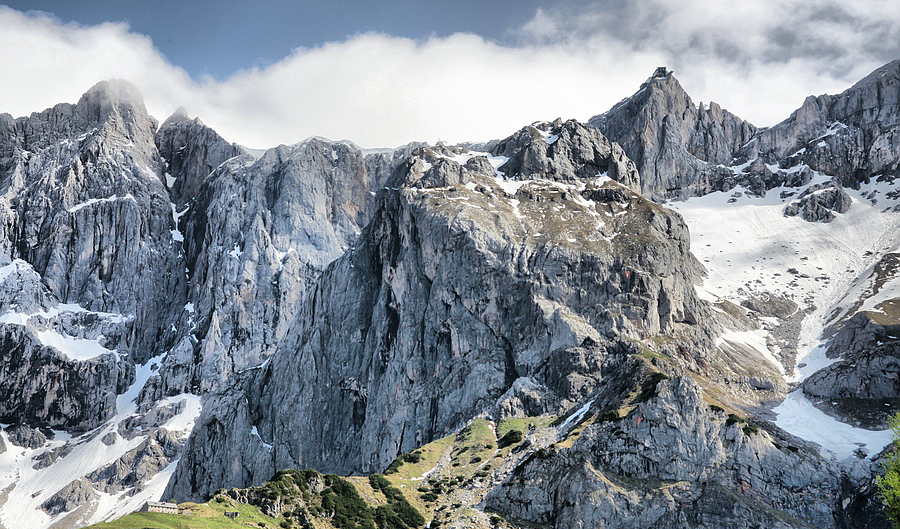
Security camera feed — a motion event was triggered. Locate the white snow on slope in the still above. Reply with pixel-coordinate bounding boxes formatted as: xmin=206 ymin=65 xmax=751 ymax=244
xmin=0 ymin=259 xmax=28 ymax=283
xmin=670 ymin=172 xmax=900 ymax=380
xmin=33 ymin=329 xmax=114 ymax=360
xmin=672 ymin=171 xmax=900 ymax=460
xmin=0 ymin=300 xmax=130 ymax=361
xmin=0 ymin=355 xmax=203 ymax=529
xmin=68 ymin=194 xmax=137 ymax=213
xmin=773 ymin=390 xmax=892 ymax=460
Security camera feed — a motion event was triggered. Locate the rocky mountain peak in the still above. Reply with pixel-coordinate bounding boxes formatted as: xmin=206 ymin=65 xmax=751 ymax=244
xmin=156 ymin=107 xmax=241 ymax=206
xmin=741 ymin=59 xmax=900 ymax=186
xmin=589 ymin=69 xmax=756 ymax=199
xmin=162 ymin=106 xmax=191 ymax=126
xmin=74 ymin=79 xmax=157 ymax=142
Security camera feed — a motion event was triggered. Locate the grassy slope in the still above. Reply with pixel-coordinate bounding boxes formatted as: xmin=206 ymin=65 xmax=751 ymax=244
xmin=86 ymin=416 xmax=556 ymax=529
xmin=87 ymin=498 xmax=283 ymax=529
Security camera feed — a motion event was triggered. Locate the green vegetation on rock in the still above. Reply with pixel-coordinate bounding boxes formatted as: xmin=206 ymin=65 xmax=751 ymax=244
xmin=879 ymin=412 xmax=900 ymax=527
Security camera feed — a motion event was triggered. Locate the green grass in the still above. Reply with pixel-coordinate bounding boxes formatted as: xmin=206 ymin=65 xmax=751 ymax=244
xmin=90 ymin=415 xmax=560 ymax=529
xmin=86 ymin=498 xmax=282 ymax=529
xmin=494 ymin=417 xmax=553 ymax=440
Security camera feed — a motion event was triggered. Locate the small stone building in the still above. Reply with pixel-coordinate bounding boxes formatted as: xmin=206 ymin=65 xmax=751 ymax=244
xmin=140 ymin=501 xmax=179 ymax=514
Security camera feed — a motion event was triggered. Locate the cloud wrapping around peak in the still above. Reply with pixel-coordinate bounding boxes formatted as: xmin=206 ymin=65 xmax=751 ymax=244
xmin=1 ymin=2 xmax=897 ymax=149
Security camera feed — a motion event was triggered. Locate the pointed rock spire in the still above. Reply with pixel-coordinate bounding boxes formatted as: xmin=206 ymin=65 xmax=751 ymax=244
xmin=589 ymin=69 xmax=755 ymax=199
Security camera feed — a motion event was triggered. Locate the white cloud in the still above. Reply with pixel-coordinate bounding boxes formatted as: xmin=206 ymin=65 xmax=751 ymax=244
xmin=0 ymin=3 xmax=897 ymax=149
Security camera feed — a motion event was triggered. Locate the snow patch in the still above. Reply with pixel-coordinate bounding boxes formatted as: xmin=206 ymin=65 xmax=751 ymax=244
xmin=68 ymin=194 xmax=137 ymax=213
xmin=251 ymin=426 xmax=273 ymax=450
xmin=558 ymin=398 xmax=595 ymax=432
xmin=773 ymin=390 xmax=892 ymax=460
xmin=170 ymin=204 xmax=188 ymax=243
xmin=34 ymin=329 xmax=114 ymax=360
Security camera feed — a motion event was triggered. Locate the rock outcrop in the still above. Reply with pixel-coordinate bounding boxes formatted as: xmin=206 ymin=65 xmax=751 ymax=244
xmin=804 ymin=309 xmax=900 ymax=401
xmin=589 ymin=69 xmax=756 ymax=199
xmin=783 ymin=181 xmax=853 ymax=222
xmin=486 ymin=376 xmax=883 ymax=529
xmin=590 ymin=61 xmax=900 ymax=206
xmin=168 ymin=121 xmax=718 ymax=500
xmin=40 ymin=478 xmax=98 ymax=517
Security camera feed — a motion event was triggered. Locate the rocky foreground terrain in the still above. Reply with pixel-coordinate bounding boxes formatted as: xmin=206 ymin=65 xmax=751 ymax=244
xmin=0 ymin=60 xmax=898 ymax=529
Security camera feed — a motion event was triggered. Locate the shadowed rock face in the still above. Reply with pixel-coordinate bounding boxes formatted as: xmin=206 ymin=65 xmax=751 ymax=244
xmin=168 ymin=122 xmax=718 ymax=501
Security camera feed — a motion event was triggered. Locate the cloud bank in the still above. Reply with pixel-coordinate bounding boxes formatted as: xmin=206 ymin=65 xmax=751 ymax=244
xmin=1 ymin=2 xmax=897 ymax=148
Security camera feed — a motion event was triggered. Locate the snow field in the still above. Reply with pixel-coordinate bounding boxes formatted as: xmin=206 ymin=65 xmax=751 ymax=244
xmin=672 ymin=170 xmax=900 ymax=460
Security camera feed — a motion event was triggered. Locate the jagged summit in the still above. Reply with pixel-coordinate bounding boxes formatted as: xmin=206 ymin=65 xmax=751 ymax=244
xmin=740 ymin=59 xmax=900 ymax=184
xmin=160 ymin=106 xmax=193 ymax=127
xmin=589 ymin=69 xmax=755 ymax=199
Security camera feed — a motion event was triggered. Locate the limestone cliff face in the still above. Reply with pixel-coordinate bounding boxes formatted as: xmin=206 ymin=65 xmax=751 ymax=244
xmin=142 ymin=136 xmax=408 ymax=398
xmin=0 ymin=81 xmax=418 ymax=528
xmin=0 ymin=80 xmax=180 ymax=425
xmin=169 ymin=121 xmax=717 ymax=500
xmin=154 ymin=109 xmax=243 ymax=208
xmin=485 ymin=375 xmax=881 ymax=529
xmin=589 ymin=70 xmax=756 ymax=199
xmin=1 ymin=61 xmax=898 ymax=529
xmin=743 ymin=59 xmax=900 ymax=187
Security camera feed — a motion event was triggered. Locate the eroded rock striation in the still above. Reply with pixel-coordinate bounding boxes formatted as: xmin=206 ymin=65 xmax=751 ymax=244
xmin=168 ymin=121 xmax=718 ymax=500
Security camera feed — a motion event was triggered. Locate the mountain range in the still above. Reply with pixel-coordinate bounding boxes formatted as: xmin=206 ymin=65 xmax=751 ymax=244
xmin=0 ymin=59 xmax=898 ymax=529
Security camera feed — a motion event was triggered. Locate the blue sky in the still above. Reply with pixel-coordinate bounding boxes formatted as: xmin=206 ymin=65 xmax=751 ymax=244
xmin=1 ymin=1 xmax=898 ymax=148
xmin=3 ymin=0 xmax=556 ymax=80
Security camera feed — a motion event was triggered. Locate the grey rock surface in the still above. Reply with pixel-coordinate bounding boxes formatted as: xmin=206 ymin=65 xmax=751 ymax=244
xmin=742 ymin=59 xmax=900 ymax=188
xmin=40 ymin=478 xmax=98 ymax=517
xmin=4 ymin=424 xmax=47 ymax=449
xmin=169 ymin=123 xmax=718 ymax=500
xmin=590 ymin=60 xmax=900 ymax=203
xmin=0 ymin=80 xmax=185 ymax=365
xmin=783 ymin=181 xmax=853 ymax=222
xmin=155 ymin=109 xmax=243 ymax=208
xmin=492 ymin=119 xmax=641 ymax=192
xmin=589 ymin=69 xmax=755 ymax=199
xmin=88 ymin=429 xmax=181 ymax=494
xmin=0 ymin=60 xmax=898 ymax=529
xmin=804 ymin=311 xmax=900 ymax=401
xmin=485 ymin=376 xmax=883 ymax=529
xmin=0 ymin=323 xmax=128 ymax=431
